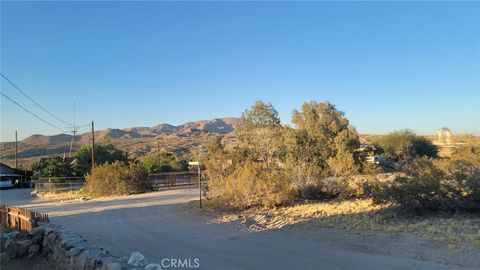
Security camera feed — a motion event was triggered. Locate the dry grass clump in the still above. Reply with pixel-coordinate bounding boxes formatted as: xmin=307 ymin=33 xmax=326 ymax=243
xmin=36 ymin=190 xmax=88 ymax=202
xmin=194 ymin=197 xmax=480 ymax=248
xmin=270 ymin=199 xmax=480 ymax=248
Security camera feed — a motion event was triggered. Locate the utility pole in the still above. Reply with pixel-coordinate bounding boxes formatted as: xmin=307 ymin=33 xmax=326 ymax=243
xmin=198 ymin=164 xmax=202 ymax=209
xmin=69 ymin=100 xmax=77 ymax=157
xmin=91 ymin=121 xmax=95 ymax=170
xmin=157 ymin=139 xmax=160 ymax=160
xmin=69 ymin=130 xmax=77 ymax=157
xmin=14 ymin=131 xmax=18 ymax=169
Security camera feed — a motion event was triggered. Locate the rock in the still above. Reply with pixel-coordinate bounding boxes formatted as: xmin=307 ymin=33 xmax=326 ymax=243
xmin=145 ymin=263 xmax=162 ymax=270
xmin=43 ymin=227 xmax=55 ymax=236
xmin=4 ymin=231 xmax=19 ymax=239
xmin=76 ymin=249 xmax=105 ymax=269
xmin=29 ymin=227 xmax=45 ymax=237
xmin=128 ymin=251 xmax=146 ymax=267
xmin=17 ymin=239 xmax=33 ymax=248
xmin=1 ymin=251 xmax=9 ymax=262
xmin=15 ymin=231 xmax=28 ymax=239
xmin=119 ymin=256 xmax=129 ymax=263
xmin=0 ymin=237 xmax=6 ymax=252
xmin=28 ymin=244 xmax=41 ymax=254
xmin=67 ymin=247 xmax=83 ymax=257
xmin=18 ymin=245 xmax=28 ymax=256
xmin=4 ymin=236 xmax=14 ymax=249
xmin=77 ymin=250 xmax=92 ymax=269
xmin=5 ymin=243 xmax=20 ymax=258
xmin=33 ymin=235 xmax=43 ymax=244
xmin=100 ymin=247 xmax=110 ymax=256
xmin=101 ymin=262 xmax=123 ymax=270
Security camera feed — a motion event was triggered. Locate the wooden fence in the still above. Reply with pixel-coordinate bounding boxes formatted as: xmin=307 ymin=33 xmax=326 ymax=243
xmin=0 ymin=205 xmax=49 ymax=231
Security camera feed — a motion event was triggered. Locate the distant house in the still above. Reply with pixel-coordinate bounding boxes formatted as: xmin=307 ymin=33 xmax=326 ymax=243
xmin=0 ymin=162 xmax=25 ymax=188
xmin=366 ymin=155 xmax=395 ymax=169
xmin=366 ymin=155 xmax=388 ymax=165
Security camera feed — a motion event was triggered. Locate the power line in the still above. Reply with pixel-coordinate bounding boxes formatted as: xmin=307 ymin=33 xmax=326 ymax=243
xmin=1 ymin=73 xmax=73 ymax=126
xmin=1 ymin=92 xmax=66 ymax=133
xmin=66 ymin=123 xmax=91 ymax=129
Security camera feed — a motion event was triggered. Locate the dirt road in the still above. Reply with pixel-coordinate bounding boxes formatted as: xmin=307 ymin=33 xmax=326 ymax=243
xmin=1 ymin=188 xmax=477 ymax=270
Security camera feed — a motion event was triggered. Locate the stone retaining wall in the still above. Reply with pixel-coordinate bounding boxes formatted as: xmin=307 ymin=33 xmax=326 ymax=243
xmin=1 ymin=225 xmax=161 ymax=270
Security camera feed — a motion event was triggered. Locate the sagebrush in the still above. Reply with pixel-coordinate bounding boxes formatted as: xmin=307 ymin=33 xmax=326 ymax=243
xmin=83 ymin=161 xmax=150 ymax=197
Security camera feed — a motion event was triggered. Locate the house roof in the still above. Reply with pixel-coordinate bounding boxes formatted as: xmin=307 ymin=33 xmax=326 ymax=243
xmin=0 ymin=163 xmax=23 ymax=176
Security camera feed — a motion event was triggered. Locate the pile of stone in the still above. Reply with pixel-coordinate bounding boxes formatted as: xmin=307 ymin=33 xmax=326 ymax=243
xmin=1 ymin=225 xmax=162 ymax=270
xmin=1 ymin=227 xmax=44 ymax=261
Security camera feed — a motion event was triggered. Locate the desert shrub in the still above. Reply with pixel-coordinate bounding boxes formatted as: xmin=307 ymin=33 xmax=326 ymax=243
xmin=83 ymin=161 xmax=150 ymax=197
xmin=203 ymin=137 xmax=236 ymax=198
xmin=213 ymin=161 xmax=295 ymax=208
xmin=372 ymin=156 xmax=480 ymax=213
xmin=372 ymin=158 xmax=443 ymax=211
xmin=361 ymin=162 xmax=386 ymax=175
xmin=320 ymin=173 xmax=397 ymax=199
xmin=434 ymin=145 xmax=480 ymax=212
xmin=205 ymin=101 xmax=295 ymax=208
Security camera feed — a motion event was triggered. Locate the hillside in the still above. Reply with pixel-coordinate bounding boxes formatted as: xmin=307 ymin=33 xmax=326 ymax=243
xmin=0 ymin=118 xmax=239 ymax=166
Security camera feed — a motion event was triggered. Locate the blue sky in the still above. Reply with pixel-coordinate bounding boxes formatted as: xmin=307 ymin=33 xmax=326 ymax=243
xmin=1 ymin=1 xmax=479 ymax=141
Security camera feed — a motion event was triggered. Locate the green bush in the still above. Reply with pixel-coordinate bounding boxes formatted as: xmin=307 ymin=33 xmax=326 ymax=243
xmin=140 ymin=152 xmax=189 ymax=174
xmin=83 ymin=161 xmax=150 ymax=197
xmin=375 ymin=130 xmax=438 ymax=161
xmin=31 ymin=157 xmax=73 ymax=179
xmin=74 ymin=143 xmax=127 ymax=176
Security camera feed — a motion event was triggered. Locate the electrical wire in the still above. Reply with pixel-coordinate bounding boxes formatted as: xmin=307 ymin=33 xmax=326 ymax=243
xmin=1 ymin=92 xmax=67 ymax=133
xmin=1 ymin=73 xmax=73 ymax=126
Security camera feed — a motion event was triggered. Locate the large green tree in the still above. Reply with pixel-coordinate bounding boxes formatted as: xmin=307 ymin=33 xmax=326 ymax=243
xmin=140 ymin=152 xmax=189 ymax=174
xmin=74 ymin=143 xmax=126 ymax=175
xmin=287 ymin=101 xmax=360 ymax=179
xmin=235 ymin=101 xmax=284 ymax=169
xmin=376 ymin=130 xmax=438 ymax=161
xmin=31 ymin=157 xmax=73 ymax=179
xmin=205 ymin=101 xmax=294 ymax=208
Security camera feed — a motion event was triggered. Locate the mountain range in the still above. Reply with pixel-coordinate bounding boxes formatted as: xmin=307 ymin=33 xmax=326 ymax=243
xmin=0 ymin=118 xmax=239 ymax=166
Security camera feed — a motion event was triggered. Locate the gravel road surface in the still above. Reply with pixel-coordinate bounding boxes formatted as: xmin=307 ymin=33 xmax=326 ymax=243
xmin=1 ymin=188 xmax=475 ymax=270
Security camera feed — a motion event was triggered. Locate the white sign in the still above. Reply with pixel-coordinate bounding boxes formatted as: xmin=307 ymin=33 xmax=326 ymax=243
xmin=188 ymin=161 xmax=200 ymax=166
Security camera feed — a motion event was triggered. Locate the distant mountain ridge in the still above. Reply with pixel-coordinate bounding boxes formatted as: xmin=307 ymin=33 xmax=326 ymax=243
xmin=0 ymin=118 xmax=239 ymax=164
xmin=11 ymin=117 xmax=239 ymax=145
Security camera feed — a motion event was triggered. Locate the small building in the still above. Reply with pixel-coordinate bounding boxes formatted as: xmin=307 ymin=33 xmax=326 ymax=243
xmin=0 ymin=163 xmax=25 ymax=188
xmin=437 ymin=127 xmax=453 ymax=145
